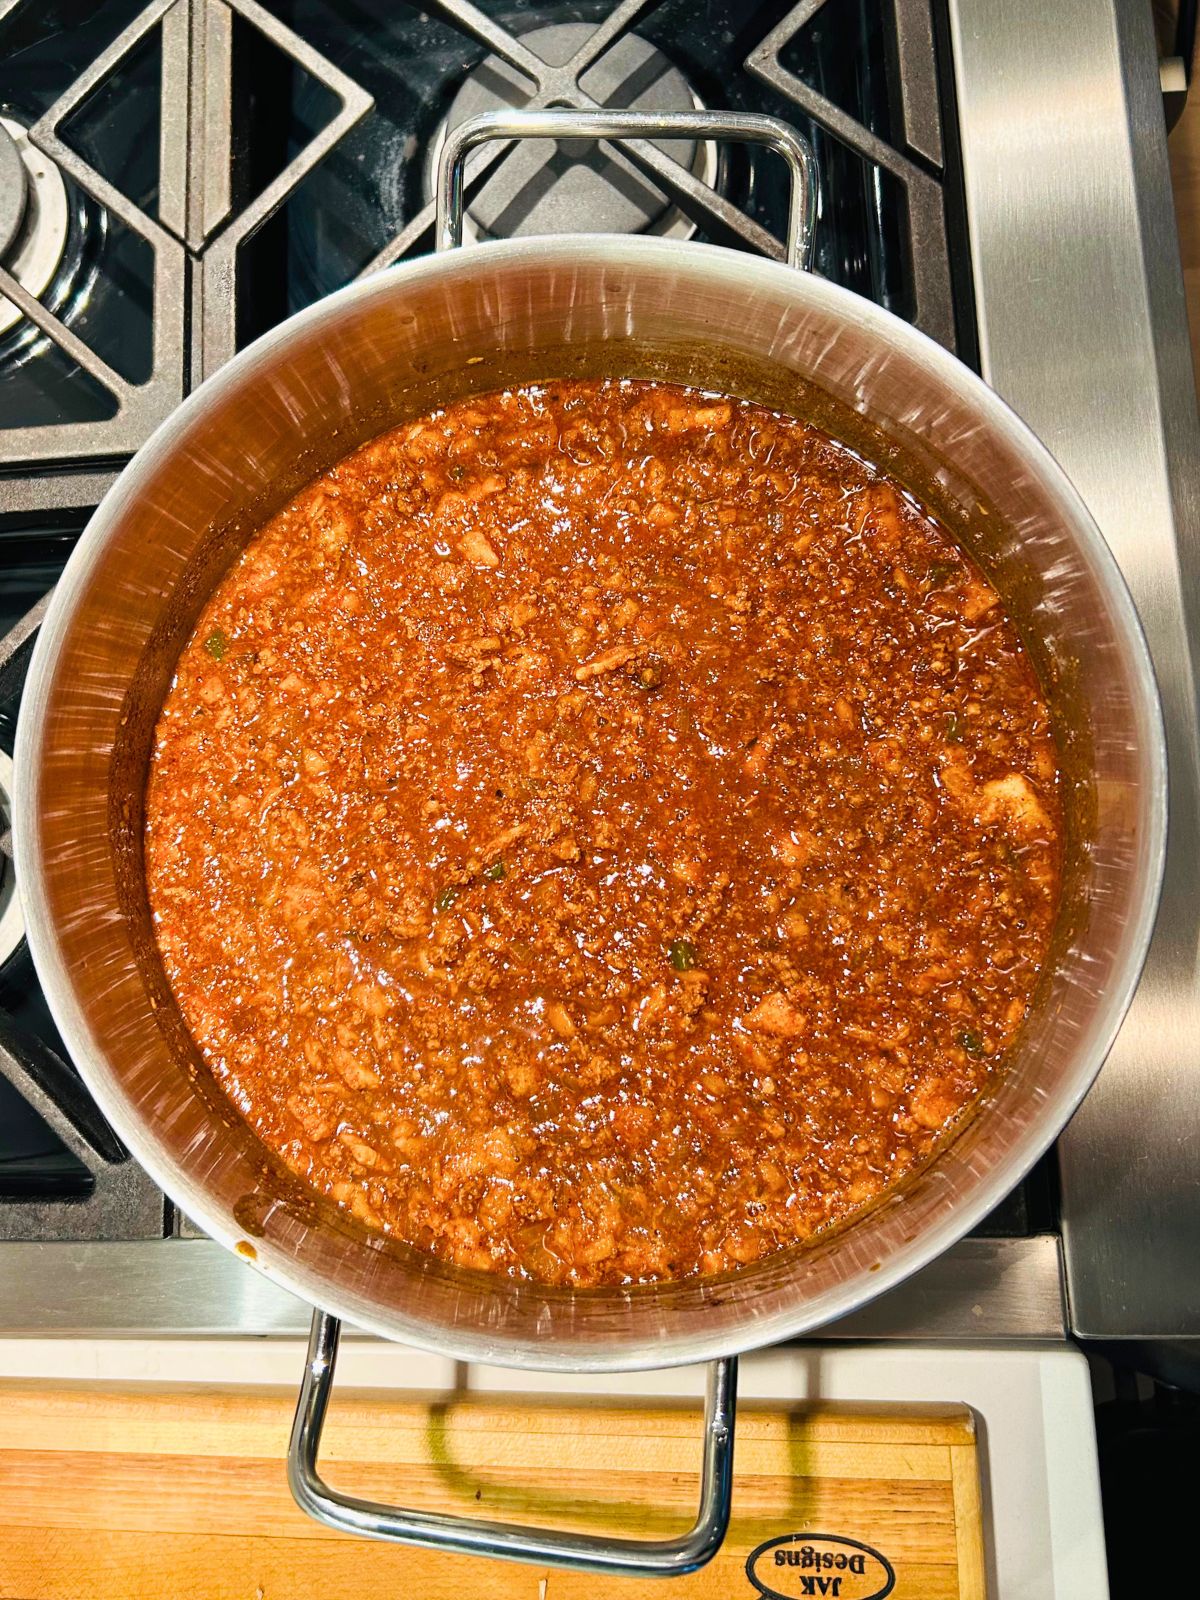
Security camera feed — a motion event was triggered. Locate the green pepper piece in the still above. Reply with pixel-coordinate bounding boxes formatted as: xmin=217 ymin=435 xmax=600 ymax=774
xmin=668 ymin=938 xmax=698 ymax=972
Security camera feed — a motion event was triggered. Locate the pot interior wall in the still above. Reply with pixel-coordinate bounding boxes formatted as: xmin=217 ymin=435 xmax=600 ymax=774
xmin=19 ymin=241 xmax=1162 ymax=1367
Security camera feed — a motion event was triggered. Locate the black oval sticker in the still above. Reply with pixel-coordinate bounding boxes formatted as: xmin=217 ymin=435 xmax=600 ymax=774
xmin=745 ymin=1533 xmax=896 ymax=1600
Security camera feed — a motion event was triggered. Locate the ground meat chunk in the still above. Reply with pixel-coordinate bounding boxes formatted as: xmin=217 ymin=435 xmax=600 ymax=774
xmin=145 ymin=379 xmax=1064 ymax=1288
xmin=743 ymin=993 xmax=808 ymax=1037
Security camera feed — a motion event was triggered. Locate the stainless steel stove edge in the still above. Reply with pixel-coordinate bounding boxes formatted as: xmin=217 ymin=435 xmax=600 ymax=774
xmin=0 ymin=1233 xmax=1065 ymax=1341
xmin=949 ymin=0 xmax=1200 ymax=1339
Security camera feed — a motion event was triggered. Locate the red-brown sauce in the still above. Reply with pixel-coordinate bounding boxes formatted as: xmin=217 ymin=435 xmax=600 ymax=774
xmin=145 ymin=379 xmax=1062 ymax=1285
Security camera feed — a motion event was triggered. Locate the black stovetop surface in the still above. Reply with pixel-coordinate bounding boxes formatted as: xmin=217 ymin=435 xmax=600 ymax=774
xmin=0 ymin=0 xmax=1053 ymax=1240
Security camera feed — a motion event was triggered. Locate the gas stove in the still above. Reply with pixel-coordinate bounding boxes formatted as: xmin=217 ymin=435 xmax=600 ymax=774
xmin=0 ymin=0 xmax=1195 ymax=1355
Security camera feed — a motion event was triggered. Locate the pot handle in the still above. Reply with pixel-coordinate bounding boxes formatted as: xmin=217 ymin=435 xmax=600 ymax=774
xmin=288 ymin=1309 xmax=738 ymax=1577
xmin=435 ymin=108 xmax=817 ymax=270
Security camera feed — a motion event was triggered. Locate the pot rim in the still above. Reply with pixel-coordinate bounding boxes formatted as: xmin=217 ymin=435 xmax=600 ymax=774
xmin=13 ymin=234 xmax=1168 ymax=1369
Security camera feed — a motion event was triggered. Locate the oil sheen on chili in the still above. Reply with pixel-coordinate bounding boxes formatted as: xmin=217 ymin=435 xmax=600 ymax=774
xmin=145 ymin=379 xmax=1063 ymax=1286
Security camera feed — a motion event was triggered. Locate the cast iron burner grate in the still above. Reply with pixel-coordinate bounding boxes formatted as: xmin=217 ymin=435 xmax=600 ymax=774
xmin=0 ymin=0 xmax=1007 ymax=1243
xmin=0 ymin=0 xmax=971 ymax=525
xmin=0 ymin=576 xmax=164 ymax=1238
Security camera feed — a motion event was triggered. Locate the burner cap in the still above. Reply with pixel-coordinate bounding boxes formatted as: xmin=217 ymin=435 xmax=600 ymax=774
xmin=0 ymin=117 xmax=70 ymax=341
xmin=428 ymin=25 xmax=716 ymax=243
xmin=0 ymin=750 xmax=25 ymax=972
xmin=0 ymin=122 xmax=29 ymax=261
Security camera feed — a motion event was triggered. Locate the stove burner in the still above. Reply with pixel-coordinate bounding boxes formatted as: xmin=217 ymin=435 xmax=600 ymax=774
xmin=0 ymin=122 xmax=28 ymax=261
xmin=0 ymin=750 xmax=24 ymax=973
xmin=0 ymin=117 xmax=70 ymax=341
xmin=426 ymin=26 xmax=718 ymax=244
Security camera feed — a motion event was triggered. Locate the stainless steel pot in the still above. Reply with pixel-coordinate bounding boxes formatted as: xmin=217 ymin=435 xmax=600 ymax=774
xmin=14 ymin=110 xmax=1166 ymax=1576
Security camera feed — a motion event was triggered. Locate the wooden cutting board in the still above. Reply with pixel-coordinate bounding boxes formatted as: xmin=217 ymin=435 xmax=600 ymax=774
xmin=0 ymin=1382 xmax=985 ymax=1600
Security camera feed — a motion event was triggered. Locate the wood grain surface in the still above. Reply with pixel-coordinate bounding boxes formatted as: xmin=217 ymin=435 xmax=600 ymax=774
xmin=0 ymin=1383 xmax=985 ymax=1600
